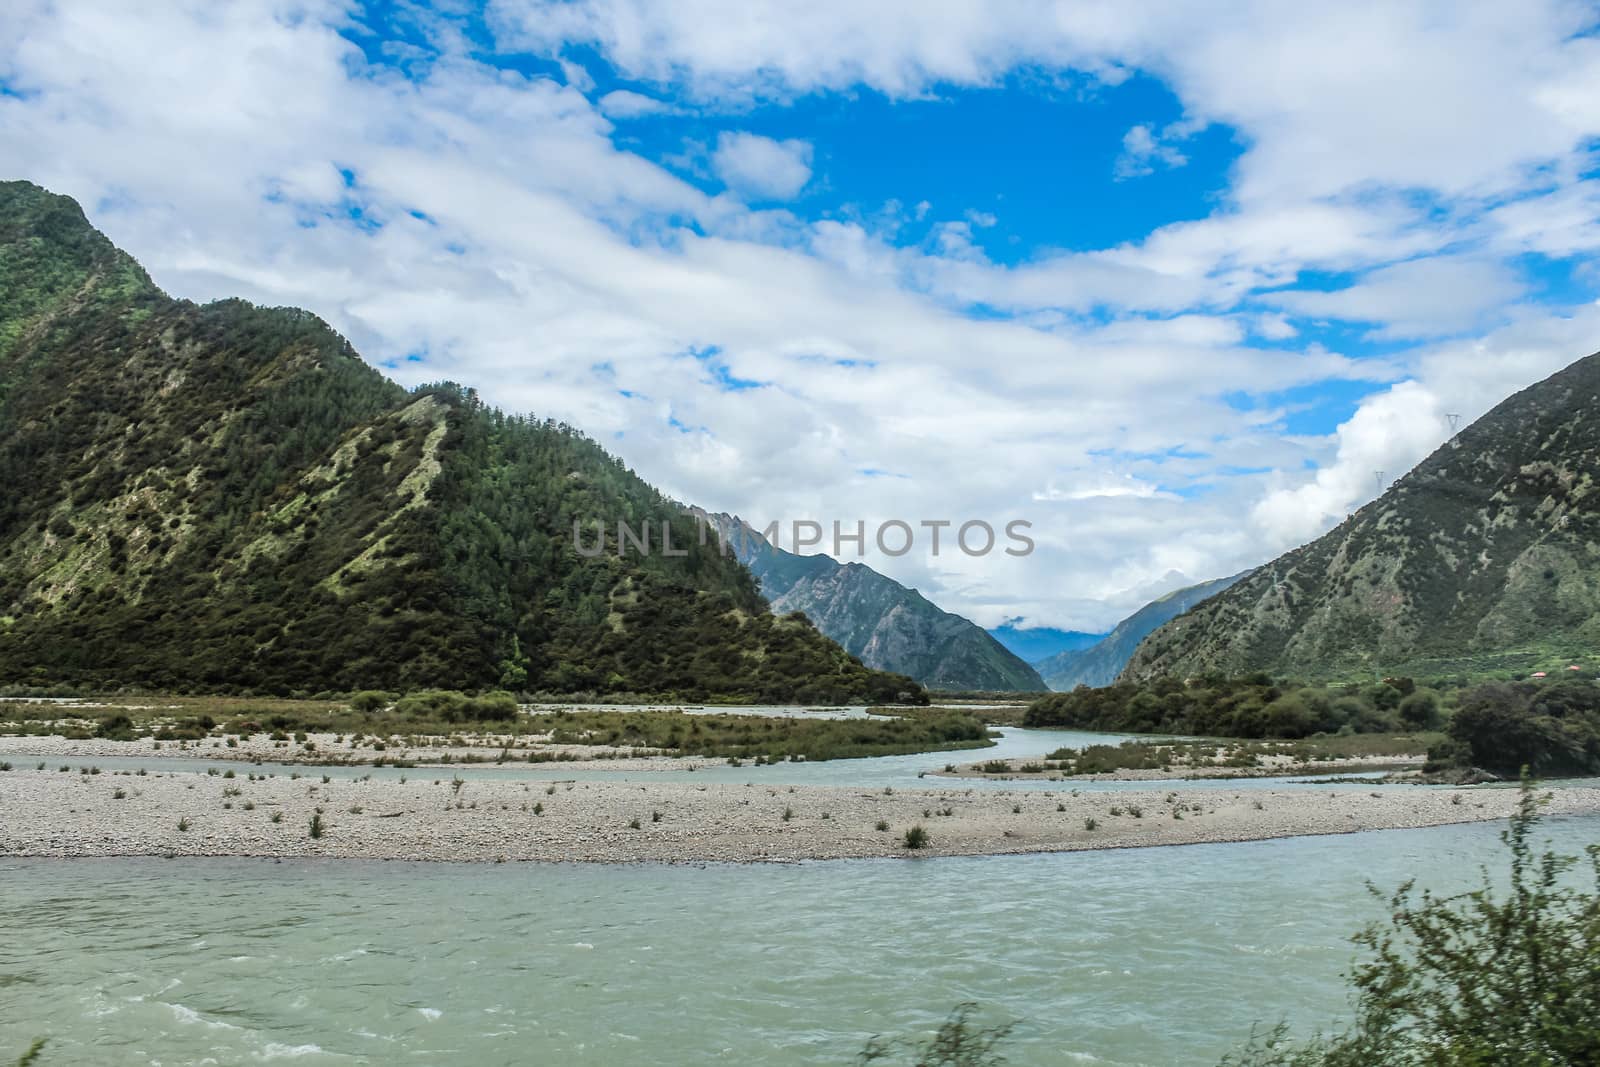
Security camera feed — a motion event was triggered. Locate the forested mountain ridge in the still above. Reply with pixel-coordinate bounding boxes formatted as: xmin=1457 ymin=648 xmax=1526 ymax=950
xmin=714 ymin=515 xmax=1047 ymax=692
xmin=1122 ymin=351 xmax=1600 ymax=682
xmin=0 ymin=180 xmax=923 ymax=703
xmin=1034 ymin=572 xmax=1247 ymax=690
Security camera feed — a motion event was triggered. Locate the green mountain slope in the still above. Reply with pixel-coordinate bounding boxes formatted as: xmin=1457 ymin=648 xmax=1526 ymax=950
xmin=716 ymin=516 xmax=1047 ymax=692
xmin=1123 ymin=352 xmax=1600 ymax=682
xmin=1034 ymin=572 xmax=1248 ymax=689
xmin=0 ymin=181 xmax=923 ymax=703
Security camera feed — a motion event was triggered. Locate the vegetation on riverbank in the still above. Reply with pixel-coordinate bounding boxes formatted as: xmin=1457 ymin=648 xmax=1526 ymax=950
xmin=1008 ymin=733 xmax=1439 ymax=777
xmin=869 ymin=703 xmax=1028 ymax=726
xmin=1425 ymin=678 xmax=1600 ymax=778
xmin=1024 ymin=674 xmax=1442 ymax=739
xmin=0 ymin=692 xmax=992 ymax=763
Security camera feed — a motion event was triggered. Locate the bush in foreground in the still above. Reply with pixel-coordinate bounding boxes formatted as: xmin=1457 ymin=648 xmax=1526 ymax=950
xmin=863 ymin=775 xmax=1600 ymax=1065
xmin=1222 ymin=773 xmax=1600 ymax=1065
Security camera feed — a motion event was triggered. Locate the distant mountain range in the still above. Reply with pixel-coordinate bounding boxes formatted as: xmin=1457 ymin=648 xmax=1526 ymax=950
xmin=986 ymin=624 xmax=1105 ymax=664
xmin=1033 ymin=573 xmax=1249 ymax=689
xmin=1124 ymin=350 xmax=1600 ymax=682
xmin=716 ymin=515 xmax=1048 ymax=692
xmin=0 ymin=181 xmax=923 ymax=704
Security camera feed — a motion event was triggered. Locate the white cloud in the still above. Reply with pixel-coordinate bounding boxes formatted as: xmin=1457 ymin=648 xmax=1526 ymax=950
xmin=597 ymin=88 xmax=674 ymax=118
xmin=489 ymin=0 xmax=1600 ymax=199
xmin=1033 ymin=476 xmax=1178 ymax=502
xmin=2 ymin=0 xmax=1598 ymax=634
xmin=1251 ymin=381 xmax=1446 ymax=547
xmin=558 ymin=58 xmax=595 ymax=93
xmin=1250 ymin=302 xmax=1600 ymax=552
xmin=1268 ymin=256 xmax=1527 ymax=340
xmin=710 ymin=131 xmax=813 ymax=200
xmin=1115 ymin=123 xmax=1188 ymax=179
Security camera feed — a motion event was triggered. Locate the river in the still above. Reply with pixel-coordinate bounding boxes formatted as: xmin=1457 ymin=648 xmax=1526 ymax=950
xmin=5 ymin=814 xmax=1595 ymax=1065
xmin=3 ymin=724 xmax=1588 ymax=1064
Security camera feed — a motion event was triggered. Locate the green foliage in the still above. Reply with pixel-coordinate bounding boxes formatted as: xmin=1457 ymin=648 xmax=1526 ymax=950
xmin=857 ymin=1003 xmax=1016 ymax=1066
xmin=0 ymin=181 xmax=923 ymax=707
xmin=348 ymin=691 xmax=392 ymax=713
xmin=94 ymin=713 xmax=134 ymax=740
xmin=391 ymin=690 xmax=518 ymax=723
xmin=519 ymin=706 xmax=989 ymax=761
xmin=1396 ymin=690 xmax=1440 ymax=729
xmin=1024 ymin=675 xmax=1416 ymax=739
xmin=1222 ymin=775 xmax=1600 ymax=1065
xmin=11 ymin=1039 xmax=46 ymax=1067
xmin=1037 ymin=734 xmax=1440 ymax=776
xmin=1439 ymin=679 xmax=1600 ymax=776
xmin=902 ymin=825 xmax=929 ymax=850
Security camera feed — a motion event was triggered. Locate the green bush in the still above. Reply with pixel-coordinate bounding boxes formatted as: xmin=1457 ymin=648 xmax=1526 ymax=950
xmin=1444 ymin=680 xmax=1600 ymax=776
xmin=1222 ymin=775 xmax=1600 ymax=1064
xmin=95 ymin=713 xmax=135 ymax=740
xmin=1024 ymin=675 xmax=1410 ymax=739
xmin=349 ymin=690 xmax=393 ymax=713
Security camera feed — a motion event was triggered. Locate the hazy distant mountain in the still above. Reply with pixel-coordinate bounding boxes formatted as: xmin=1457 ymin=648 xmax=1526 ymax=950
xmin=0 ymin=181 xmax=923 ymax=704
xmin=716 ymin=516 xmax=1048 ymax=692
xmin=1123 ymin=350 xmax=1600 ymax=681
xmin=1035 ymin=573 xmax=1249 ymax=690
xmin=987 ymin=624 xmax=1106 ymax=664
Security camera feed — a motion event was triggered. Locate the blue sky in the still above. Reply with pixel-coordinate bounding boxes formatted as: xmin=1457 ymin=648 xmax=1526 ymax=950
xmin=5 ymin=0 xmax=1600 ymax=630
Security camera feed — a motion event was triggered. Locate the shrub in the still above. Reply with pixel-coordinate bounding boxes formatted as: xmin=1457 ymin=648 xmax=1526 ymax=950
xmin=903 ymin=825 xmax=928 ymax=850
xmin=1223 ymin=775 xmax=1600 ymax=1064
xmin=1398 ymin=689 xmax=1442 ymax=729
xmin=349 ymin=690 xmax=393 ymax=713
xmin=859 ymin=1002 xmax=1014 ymax=1065
xmin=95 ymin=713 xmax=135 ymax=741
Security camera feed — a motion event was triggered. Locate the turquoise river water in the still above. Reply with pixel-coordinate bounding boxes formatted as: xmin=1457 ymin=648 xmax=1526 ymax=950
xmin=4 ymin=726 xmax=1596 ymax=1064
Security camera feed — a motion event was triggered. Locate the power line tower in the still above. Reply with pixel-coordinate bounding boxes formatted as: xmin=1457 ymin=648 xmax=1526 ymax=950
xmin=1374 ymin=470 xmax=1386 ymax=494
xmin=1445 ymin=412 xmax=1462 ymax=433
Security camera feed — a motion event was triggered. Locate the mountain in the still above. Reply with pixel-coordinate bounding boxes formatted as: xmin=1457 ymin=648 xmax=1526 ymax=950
xmin=1123 ymin=352 xmax=1600 ymax=682
xmin=1034 ymin=573 xmax=1249 ymax=689
xmin=986 ymin=623 xmax=1105 ymax=664
xmin=0 ymin=180 xmax=924 ymax=704
xmin=715 ymin=515 xmax=1048 ymax=692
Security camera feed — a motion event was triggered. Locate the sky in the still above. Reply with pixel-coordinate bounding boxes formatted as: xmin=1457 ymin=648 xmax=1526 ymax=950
xmin=4 ymin=0 xmax=1600 ymax=633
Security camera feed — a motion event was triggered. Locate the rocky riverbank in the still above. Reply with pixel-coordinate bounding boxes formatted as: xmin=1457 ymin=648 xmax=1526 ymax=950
xmin=4 ymin=762 xmax=1594 ymax=864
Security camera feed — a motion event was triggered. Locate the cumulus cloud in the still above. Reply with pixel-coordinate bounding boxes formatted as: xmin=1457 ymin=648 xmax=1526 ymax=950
xmin=2 ymin=0 xmax=1598 ymax=632
xmin=597 ymin=89 xmax=675 ymax=118
xmin=1251 ymin=380 xmax=1447 ymax=547
xmin=711 ymin=131 xmax=813 ymax=199
xmin=1268 ymin=256 xmax=1527 ymax=340
xmin=1114 ymin=123 xmax=1189 ymax=179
